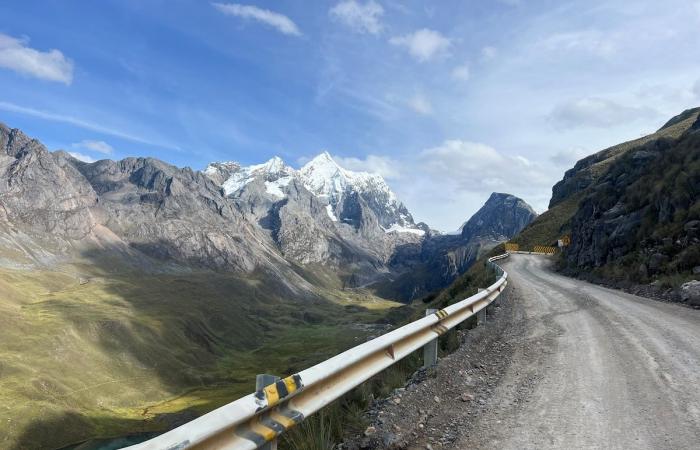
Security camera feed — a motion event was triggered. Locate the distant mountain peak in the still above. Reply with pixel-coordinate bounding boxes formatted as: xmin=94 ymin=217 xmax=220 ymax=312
xmin=304 ymin=150 xmax=336 ymax=167
xmin=460 ymin=192 xmax=537 ymax=241
xmin=259 ymin=155 xmax=288 ymax=173
xmin=204 ymin=152 xmax=419 ymax=232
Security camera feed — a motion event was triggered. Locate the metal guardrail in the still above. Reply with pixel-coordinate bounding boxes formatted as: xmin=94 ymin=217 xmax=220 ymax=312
xmin=126 ymin=253 xmax=510 ymax=450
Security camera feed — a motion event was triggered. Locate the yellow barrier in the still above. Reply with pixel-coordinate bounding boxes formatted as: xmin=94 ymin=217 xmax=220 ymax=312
xmin=533 ymin=245 xmax=557 ymax=254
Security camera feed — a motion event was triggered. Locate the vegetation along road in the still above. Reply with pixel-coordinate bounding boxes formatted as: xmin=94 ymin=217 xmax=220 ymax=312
xmin=351 ymin=254 xmax=700 ymax=449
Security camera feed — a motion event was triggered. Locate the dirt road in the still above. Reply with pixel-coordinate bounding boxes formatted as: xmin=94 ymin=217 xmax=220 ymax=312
xmin=458 ymin=253 xmax=700 ymax=449
xmin=346 ymin=254 xmax=700 ymax=449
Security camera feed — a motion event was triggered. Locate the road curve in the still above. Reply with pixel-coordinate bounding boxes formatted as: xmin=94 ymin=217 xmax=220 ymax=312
xmin=462 ymin=254 xmax=700 ymax=449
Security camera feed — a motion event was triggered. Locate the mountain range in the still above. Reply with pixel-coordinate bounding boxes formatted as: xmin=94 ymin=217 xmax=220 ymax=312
xmin=0 ymin=121 xmax=539 ymax=448
xmin=0 ymin=123 xmax=536 ymax=301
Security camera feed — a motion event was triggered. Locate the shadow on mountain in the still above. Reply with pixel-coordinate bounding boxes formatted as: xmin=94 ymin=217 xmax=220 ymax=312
xmin=370 ymin=237 xmax=482 ymax=302
xmin=12 ymin=243 xmax=377 ymax=449
xmin=13 ymin=409 xmax=192 ymax=450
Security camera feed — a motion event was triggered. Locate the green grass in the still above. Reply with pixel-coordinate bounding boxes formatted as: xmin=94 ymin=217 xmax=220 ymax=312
xmin=278 ymin=252 xmax=502 ymax=449
xmin=510 ymin=193 xmax=583 ymax=250
xmin=0 ymin=262 xmax=402 ymax=450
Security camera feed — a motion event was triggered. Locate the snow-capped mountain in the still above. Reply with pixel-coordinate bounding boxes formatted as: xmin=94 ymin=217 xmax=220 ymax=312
xmin=204 ymin=151 xmax=422 ymax=235
xmin=212 ymin=156 xmax=295 ymax=199
xmin=0 ymin=121 xmax=536 ymax=305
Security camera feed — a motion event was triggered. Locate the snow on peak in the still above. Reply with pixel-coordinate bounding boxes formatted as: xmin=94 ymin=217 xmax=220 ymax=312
xmin=216 ymin=156 xmax=295 ymax=196
xmin=299 ymin=151 xmax=393 ymax=201
xmin=204 ymin=161 xmax=240 ymax=174
xmin=383 ymin=223 xmax=425 ymax=236
xmin=204 ymin=152 xmax=420 ymax=234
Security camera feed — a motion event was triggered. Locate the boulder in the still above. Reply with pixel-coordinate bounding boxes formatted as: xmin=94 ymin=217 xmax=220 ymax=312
xmin=684 ymin=220 xmax=700 ymax=232
xmin=648 ymin=253 xmax=669 ymax=272
xmin=679 ymin=280 xmax=700 ymax=307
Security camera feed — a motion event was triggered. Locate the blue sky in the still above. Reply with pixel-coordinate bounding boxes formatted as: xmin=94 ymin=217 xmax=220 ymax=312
xmin=1 ymin=0 xmax=699 ymax=230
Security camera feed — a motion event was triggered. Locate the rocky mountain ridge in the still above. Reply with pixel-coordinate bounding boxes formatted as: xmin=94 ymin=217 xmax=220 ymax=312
xmin=0 ymin=122 xmax=537 ymax=301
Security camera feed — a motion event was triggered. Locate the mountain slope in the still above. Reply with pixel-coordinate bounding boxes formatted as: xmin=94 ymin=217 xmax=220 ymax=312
xmin=0 ymin=121 xmax=539 ymax=448
xmin=513 ymin=107 xmax=700 ymax=251
xmin=512 ymin=107 xmax=700 ymax=298
xmin=0 ymin=124 xmax=409 ymax=449
xmin=375 ymin=192 xmax=537 ymax=301
xmin=460 ymin=192 xmax=537 ymax=243
xmin=562 ymin=110 xmax=700 ymax=289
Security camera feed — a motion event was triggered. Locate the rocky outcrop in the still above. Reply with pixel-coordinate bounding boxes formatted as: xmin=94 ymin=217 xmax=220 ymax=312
xmin=73 ymin=156 xmax=281 ymax=272
xmin=460 ymin=193 xmax=537 ymax=243
xmin=680 ymin=280 xmax=700 ymax=307
xmin=561 ymin=109 xmax=700 ymax=288
xmin=550 ymin=107 xmax=700 ymax=208
xmin=0 ymin=124 xmax=305 ymax=281
xmin=0 ymin=127 xmax=97 ymax=241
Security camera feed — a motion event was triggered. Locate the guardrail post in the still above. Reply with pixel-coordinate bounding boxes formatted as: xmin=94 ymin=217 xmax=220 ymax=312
xmin=256 ymin=374 xmax=280 ymax=450
xmin=477 ymin=289 xmax=487 ymax=325
xmin=423 ymin=308 xmax=438 ymax=368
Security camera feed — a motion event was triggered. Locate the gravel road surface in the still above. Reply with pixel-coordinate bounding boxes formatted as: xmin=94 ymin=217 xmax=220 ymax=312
xmin=345 ymin=254 xmax=700 ymax=449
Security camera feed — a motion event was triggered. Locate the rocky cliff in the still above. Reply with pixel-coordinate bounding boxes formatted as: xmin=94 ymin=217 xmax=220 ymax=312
xmin=512 ymin=107 xmax=700 ymax=301
xmin=460 ymin=193 xmax=537 ymax=243
xmin=563 ymin=109 xmax=700 ymax=291
xmin=377 ymin=192 xmax=537 ymax=301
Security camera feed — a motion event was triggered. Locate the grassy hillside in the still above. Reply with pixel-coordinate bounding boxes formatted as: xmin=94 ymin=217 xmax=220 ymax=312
xmin=278 ymin=249 xmax=504 ymax=449
xmin=509 ymin=194 xmax=582 ymax=250
xmin=0 ymin=261 xmax=400 ymax=450
xmin=512 ymin=107 xmax=700 ymax=255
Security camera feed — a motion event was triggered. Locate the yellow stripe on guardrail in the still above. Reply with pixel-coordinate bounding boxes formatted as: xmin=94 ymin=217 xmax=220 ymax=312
xmin=256 ymin=374 xmax=303 ymax=409
xmin=434 ymin=309 xmax=449 ymax=320
xmin=533 ymin=245 xmax=557 ymax=254
xmin=431 ymin=324 xmax=449 ymax=336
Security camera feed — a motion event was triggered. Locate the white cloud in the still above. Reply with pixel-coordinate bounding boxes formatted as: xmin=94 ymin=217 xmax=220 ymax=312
xmin=419 ymin=140 xmax=551 ymax=192
xmin=302 ymin=141 xmax=556 ymax=231
xmin=0 ymin=101 xmax=180 ymax=150
xmin=68 ymin=152 xmax=96 ymax=163
xmin=693 ymin=79 xmax=700 ymax=98
xmin=538 ymin=30 xmax=616 ymax=57
xmin=451 ymin=63 xmax=470 ymax=81
xmin=390 ymin=29 xmax=451 ymax=62
xmin=0 ymin=33 xmax=73 ymax=84
xmin=375 ymin=140 xmax=555 ymax=230
xmin=330 ymin=1 xmax=384 ymax=35
xmin=550 ymin=97 xmax=658 ymax=129
xmin=549 ymin=147 xmax=590 ymax=167
xmin=72 ymin=139 xmax=113 ymax=155
xmin=332 ymin=154 xmax=401 ymax=179
xmin=481 ymin=46 xmax=497 ymax=61
xmin=407 ymin=93 xmax=433 ymax=115
xmin=212 ymin=3 xmax=301 ymax=36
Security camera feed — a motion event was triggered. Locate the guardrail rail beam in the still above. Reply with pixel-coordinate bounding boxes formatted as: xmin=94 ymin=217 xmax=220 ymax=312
xmin=126 ymin=253 xmax=511 ymax=450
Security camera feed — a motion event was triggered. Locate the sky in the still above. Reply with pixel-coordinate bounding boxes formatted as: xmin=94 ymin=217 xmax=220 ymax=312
xmin=1 ymin=0 xmax=699 ymax=231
